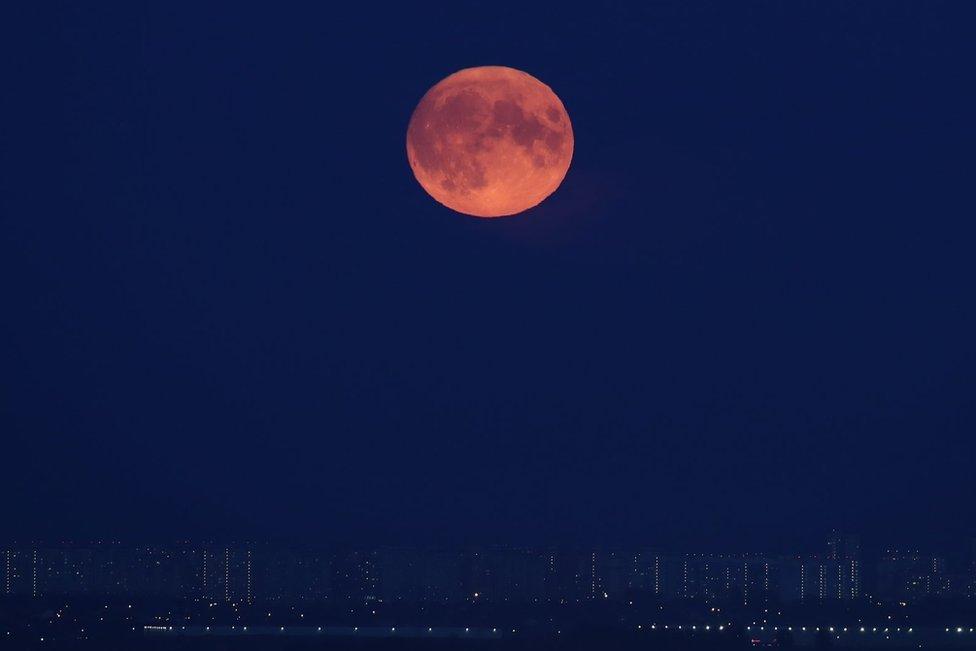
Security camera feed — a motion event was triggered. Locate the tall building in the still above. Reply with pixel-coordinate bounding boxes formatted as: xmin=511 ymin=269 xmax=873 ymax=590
xmin=200 ymin=547 xmax=211 ymax=599
xmin=826 ymin=531 xmax=861 ymax=600
xmin=877 ymin=550 xmax=951 ymax=602
xmin=202 ymin=546 xmax=256 ymax=603
xmin=969 ymin=540 xmax=976 ymax=599
xmin=780 ymin=552 xmax=860 ymax=604
xmin=3 ymin=549 xmax=11 ymax=595
xmin=630 ymin=549 xmax=663 ymax=596
xmin=658 ymin=554 xmax=779 ymax=605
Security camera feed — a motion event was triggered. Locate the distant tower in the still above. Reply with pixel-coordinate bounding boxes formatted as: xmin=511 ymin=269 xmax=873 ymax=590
xmin=827 ymin=531 xmax=841 ymax=561
xmin=745 ymin=562 xmax=751 ymax=606
xmin=843 ymin=535 xmax=861 ymax=599
xmin=590 ymin=552 xmax=597 ymax=599
xmin=246 ymin=549 xmax=253 ymax=604
xmin=765 ymin=561 xmax=771 ymax=598
xmin=654 ymin=554 xmax=661 ymax=596
xmin=800 ymin=562 xmax=806 ymax=603
xmin=224 ymin=548 xmax=230 ymax=602
xmin=201 ymin=548 xmax=208 ymax=598
xmin=970 ymin=539 xmax=976 ymax=599
xmin=827 ymin=531 xmax=860 ymax=599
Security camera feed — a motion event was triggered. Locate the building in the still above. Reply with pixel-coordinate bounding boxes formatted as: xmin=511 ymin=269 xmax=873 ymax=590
xmin=877 ymin=550 xmax=951 ymax=602
xmin=968 ymin=540 xmax=976 ymax=599
xmin=659 ymin=554 xmax=780 ymax=605
xmin=826 ymin=531 xmax=861 ymax=600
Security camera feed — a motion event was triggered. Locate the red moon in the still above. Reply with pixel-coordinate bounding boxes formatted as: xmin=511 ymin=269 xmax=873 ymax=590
xmin=406 ymin=66 xmax=574 ymax=218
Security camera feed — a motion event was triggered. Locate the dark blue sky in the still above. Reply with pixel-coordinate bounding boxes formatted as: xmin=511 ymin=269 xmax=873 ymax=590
xmin=2 ymin=2 xmax=974 ymax=553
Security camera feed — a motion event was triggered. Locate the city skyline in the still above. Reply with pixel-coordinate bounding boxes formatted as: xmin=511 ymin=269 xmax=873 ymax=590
xmin=4 ymin=532 xmax=976 ymax=605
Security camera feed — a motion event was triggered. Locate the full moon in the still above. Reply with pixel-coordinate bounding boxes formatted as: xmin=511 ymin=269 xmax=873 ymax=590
xmin=406 ymin=66 xmax=574 ymax=218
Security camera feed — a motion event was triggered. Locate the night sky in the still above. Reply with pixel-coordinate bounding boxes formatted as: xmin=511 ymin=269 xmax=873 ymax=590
xmin=2 ymin=2 xmax=975 ymax=554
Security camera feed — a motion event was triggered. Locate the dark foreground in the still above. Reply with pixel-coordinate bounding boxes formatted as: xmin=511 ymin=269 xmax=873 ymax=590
xmin=10 ymin=631 xmax=976 ymax=651
xmin=0 ymin=634 xmax=747 ymax=651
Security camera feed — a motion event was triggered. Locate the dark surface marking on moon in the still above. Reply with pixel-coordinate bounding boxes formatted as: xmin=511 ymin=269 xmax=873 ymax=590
xmin=409 ymin=88 xmax=495 ymax=192
xmin=411 ymin=88 xmax=564 ymax=194
xmin=545 ymin=131 xmax=564 ymax=152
